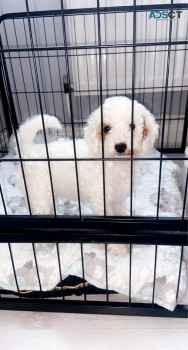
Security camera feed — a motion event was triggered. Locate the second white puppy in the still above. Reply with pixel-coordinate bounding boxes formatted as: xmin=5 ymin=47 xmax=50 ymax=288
xmin=16 ymin=96 xmax=159 ymax=216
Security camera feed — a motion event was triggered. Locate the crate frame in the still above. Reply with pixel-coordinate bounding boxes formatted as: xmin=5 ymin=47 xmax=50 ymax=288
xmin=0 ymin=1 xmax=188 ymax=317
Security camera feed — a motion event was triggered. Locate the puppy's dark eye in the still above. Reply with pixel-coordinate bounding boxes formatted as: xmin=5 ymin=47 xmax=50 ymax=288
xmin=103 ymin=125 xmax=111 ymax=134
xmin=129 ymin=123 xmax=135 ymax=130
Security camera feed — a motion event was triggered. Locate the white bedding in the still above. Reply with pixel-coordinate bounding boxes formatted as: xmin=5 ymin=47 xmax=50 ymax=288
xmin=0 ymin=149 xmax=185 ymax=217
xmin=0 ymin=147 xmax=187 ymax=311
xmin=0 ymin=242 xmax=187 ymax=311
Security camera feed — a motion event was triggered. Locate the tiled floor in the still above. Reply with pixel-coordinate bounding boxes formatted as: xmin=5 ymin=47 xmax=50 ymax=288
xmin=0 ymin=311 xmax=188 ymax=350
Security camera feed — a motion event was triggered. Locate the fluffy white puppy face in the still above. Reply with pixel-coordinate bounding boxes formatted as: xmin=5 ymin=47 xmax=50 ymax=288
xmin=84 ymin=96 xmax=159 ymax=157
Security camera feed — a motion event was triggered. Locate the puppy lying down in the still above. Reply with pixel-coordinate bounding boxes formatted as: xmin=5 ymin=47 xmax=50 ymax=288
xmin=15 ymin=96 xmax=159 ymax=217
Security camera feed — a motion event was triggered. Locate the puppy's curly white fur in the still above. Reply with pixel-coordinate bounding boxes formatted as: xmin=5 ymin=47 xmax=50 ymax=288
xmin=16 ymin=96 xmax=159 ymax=216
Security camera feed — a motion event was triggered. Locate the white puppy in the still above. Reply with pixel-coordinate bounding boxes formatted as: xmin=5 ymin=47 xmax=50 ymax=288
xmin=15 ymin=96 xmax=159 ymax=216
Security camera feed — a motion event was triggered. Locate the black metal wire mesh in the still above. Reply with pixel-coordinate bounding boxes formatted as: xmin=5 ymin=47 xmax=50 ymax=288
xmin=0 ymin=1 xmax=188 ymax=316
xmin=0 ymin=1 xmax=187 ymax=219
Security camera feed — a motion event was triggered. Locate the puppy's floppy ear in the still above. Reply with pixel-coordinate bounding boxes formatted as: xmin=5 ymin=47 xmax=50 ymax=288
xmin=139 ymin=103 xmax=159 ymax=154
xmin=84 ymin=107 xmax=102 ymax=156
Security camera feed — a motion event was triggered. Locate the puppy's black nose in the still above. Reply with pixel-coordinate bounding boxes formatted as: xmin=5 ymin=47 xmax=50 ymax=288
xmin=115 ymin=143 xmax=127 ymax=154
